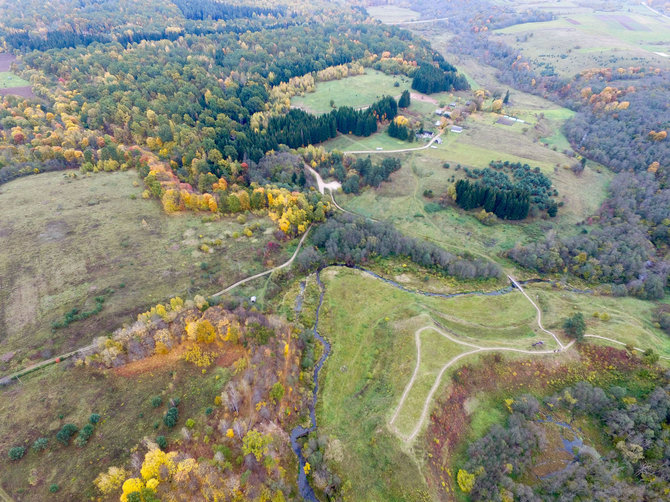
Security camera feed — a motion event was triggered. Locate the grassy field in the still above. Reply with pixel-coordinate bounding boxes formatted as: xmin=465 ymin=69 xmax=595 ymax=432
xmin=0 ymin=171 xmax=287 ymax=376
xmin=0 ymin=349 xmax=230 ymax=500
xmin=290 ymin=70 xmax=412 ymax=114
xmin=311 ymin=268 xmax=669 ymax=491
xmin=337 ymin=147 xmax=610 ymax=263
xmin=492 ymin=6 xmax=670 ymax=77
xmin=312 ymin=267 xmax=577 ymax=497
xmin=365 ymin=5 xmax=421 ymax=24
xmin=0 ymin=72 xmax=29 ymax=89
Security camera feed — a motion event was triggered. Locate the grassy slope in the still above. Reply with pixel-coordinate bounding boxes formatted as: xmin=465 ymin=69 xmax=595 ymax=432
xmin=492 ymin=6 xmax=670 ymax=76
xmin=0 ymin=171 xmax=286 ymax=375
xmin=312 ymin=267 xmax=669 ymax=494
xmin=0 ymin=357 xmax=227 ymax=500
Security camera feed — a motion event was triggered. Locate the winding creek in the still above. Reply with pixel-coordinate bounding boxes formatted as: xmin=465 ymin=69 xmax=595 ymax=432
xmin=288 ymin=265 xmax=589 ymax=499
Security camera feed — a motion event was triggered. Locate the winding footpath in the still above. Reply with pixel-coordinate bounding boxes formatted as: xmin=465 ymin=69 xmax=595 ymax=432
xmin=211 ymin=226 xmax=312 ymax=297
xmin=305 ymin=165 xmax=379 ymax=221
xmin=508 ymin=275 xmax=566 ymax=350
xmin=388 ymin=276 xmax=573 ymax=444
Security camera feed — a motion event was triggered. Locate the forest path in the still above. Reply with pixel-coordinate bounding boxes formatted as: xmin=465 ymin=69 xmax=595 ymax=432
xmin=211 ymin=226 xmax=312 ymax=297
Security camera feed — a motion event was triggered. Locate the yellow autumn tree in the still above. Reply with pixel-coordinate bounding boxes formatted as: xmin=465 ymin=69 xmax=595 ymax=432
xmin=457 ymin=469 xmax=476 ymax=493
xmin=140 ymin=449 xmax=178 ymax=481
xmin=94 ymin=466 xmax=129 ymax=495
xmin=185 ymin=319 xmax=217 ymax=343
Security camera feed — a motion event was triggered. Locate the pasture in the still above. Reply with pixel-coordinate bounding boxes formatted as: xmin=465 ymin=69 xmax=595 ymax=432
xmin=492 ymin=7 xmax=670 ymax=77
xmin=290 ymin=70 xmax=411 ymax=115
xmin=365 ymin=5 xmax=421 ymax=24
xmin=0 ymin=171 xmax=287 ymax=376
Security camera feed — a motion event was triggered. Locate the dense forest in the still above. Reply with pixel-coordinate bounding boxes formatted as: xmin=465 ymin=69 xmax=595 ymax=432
xmin=509 ymin=165 xmax=669 ymax=299
xmin=455 ymin=179 xmax=531 ymax=220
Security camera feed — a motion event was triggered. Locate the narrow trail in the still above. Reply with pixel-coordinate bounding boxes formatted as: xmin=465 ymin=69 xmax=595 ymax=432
xmin=306 ymin=164 xmax=379 ymax=221
xmin=389 ymin=324 xmax=571 ymax=443
xmin=508 ymin=275 xmax=566 ymax=350
xmin=584 ymin=334 xmax=670 ymax=361
xmin=212 ymin=226 xmax=312 ymax=297
xmin=386 ymin=16 xmax=453 ymax=26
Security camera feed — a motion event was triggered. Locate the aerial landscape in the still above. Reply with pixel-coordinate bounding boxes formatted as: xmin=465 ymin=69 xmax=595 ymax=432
xmin=0 ymin=0 xmax=668 ymax=500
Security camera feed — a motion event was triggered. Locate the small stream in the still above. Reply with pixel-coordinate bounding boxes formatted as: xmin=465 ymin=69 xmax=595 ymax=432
xmin=288 ymin=266 xmax=590 ymax=499
xmin=290 ymin=272 xmax=330 ymax=502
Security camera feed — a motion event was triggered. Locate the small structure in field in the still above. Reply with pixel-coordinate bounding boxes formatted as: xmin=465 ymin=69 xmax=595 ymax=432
xmin=450 ymin=125 xmax=463 ymax=133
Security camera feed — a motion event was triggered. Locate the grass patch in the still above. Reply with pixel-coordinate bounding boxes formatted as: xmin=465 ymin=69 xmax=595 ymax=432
xmin=0 ymin=357 xmax=227 ymax=500
xmin=366 ymin=5 xmax=421 ymax=24
xmin=0 ymin=72 xmax=30 ymax=89
xmin=291 ymin=70 xmax=411 ymax=115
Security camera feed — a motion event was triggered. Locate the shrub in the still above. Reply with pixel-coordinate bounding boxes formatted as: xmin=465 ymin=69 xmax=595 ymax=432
xmin=151 ymin=396 xmax=163 ymax=408
xmin=8 ymin=446 xmax=25 ymax=461
xmin=164 ymin=407 xmax=179 ymax=428
xmin=563 ymin=312 xmax=586 ymax=340
xmin=205 ymin=407 xmax=214 ymax=416
xmin=56 ymin=424 xmax=78 ymax=445
xmin=185 ymin=418 xmax=195 ymax=429
xmin=89 ymin=413 xmax=101 ymax=424
xmin=75 ymin=424 xmax=95 ymax=447
xmin=156 ymin=436 xmax=167 ymax=450
xmin=49 ymin=484 xmax=60 ymax=493
xmin=32 ymin=437 xmax=49 ymax=452
xmin=269 ymin=382 xmax=285 ymax=404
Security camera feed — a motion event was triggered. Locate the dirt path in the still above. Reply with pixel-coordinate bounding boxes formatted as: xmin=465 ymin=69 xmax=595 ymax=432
xmin=305 ymin=165 xmax=341 ymax=194
xmin=2 ymin=228 xmax=312 ymax=386
xmin=344 ymin=131 xmax=443 ymax=155
xmin=584 ymin=334 xmax=670 ymax=360
xmin=0 ymin=344 xmax=95 ymax=387
xmin=508 ymin=275 xmax=566 ymax=350
xmin=389 ymin=324 xmax=568 ymax=443
xmin=386 ymin=16 xmax=453 ymax=26
xmin=212 ymin=226 xmax=312 ymax=297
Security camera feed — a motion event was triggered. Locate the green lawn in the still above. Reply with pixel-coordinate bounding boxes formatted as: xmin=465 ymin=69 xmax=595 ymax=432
xmin=0 ymin=72 xmax=30 ymax=89
xmin=0 ymin=171 xmax=288 ymax=376
xmin=291 ymin=70 xmax=411 ymax=114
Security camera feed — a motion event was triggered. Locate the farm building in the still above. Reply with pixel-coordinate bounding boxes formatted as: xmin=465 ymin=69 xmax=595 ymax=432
xmin=450 ymin=125 xmax=463 ymax=133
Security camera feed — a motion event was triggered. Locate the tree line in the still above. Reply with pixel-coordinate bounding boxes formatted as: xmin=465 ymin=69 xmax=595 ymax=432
xmin=296 ymin=213 xmax=502 ymax=280
xmin=172 ymin=0 xmax=285 ymax=21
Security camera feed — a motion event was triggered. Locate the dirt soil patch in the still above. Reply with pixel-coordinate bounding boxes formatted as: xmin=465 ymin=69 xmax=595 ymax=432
xmin=0 ymin=54 xmax=16 ymax=72
xmin=0 ymin=86 xmax=35 ymax=98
